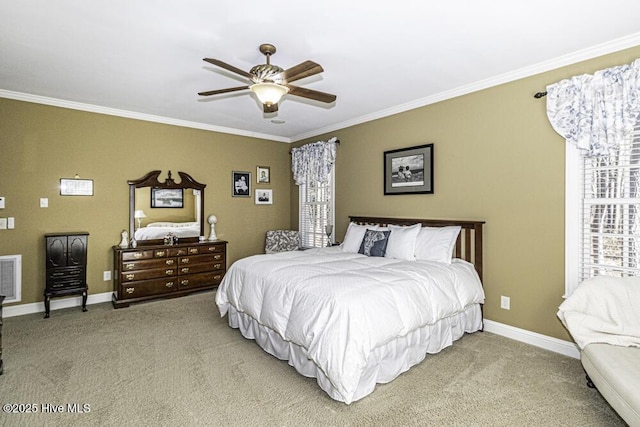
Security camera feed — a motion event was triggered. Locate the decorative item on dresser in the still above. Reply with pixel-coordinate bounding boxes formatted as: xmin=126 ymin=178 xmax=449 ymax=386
xmin=0 ymin=294 xmax=4 ymax=374
xmin=112 ymin=240 xmax=227 ymax=308
xmin=44 ymin=232 xmax=89 ymax=318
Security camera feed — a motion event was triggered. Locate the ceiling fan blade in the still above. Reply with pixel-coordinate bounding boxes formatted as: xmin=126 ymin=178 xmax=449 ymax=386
xmin=198 ymin=86 xmax=249 ymax=96
xmin=282 ymin=60 xmax=324 ymax=83
xmin=203 ymin=58 xmax=253 ymax=79
xmin=287 ymin=85 xmax=336 ymax=103
xmin=263 ymin=103 xmax=279 ymax=113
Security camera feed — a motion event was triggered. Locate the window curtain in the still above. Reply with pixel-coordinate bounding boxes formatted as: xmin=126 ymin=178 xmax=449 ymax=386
xmin=546 ymin=58 xmax=640 ymax=157
xmin=291 ymin=137 xmax=338 ymax=185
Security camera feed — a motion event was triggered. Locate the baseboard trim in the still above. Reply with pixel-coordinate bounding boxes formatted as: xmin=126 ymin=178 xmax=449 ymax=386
xmin=484 ymin=319 xmax=580 ymax=359
xmin=2 ymin=292 xmax=113 ymax=318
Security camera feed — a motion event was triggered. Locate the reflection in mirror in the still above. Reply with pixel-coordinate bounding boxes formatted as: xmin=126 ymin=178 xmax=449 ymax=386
xmin=129 ymin=170 xmax=206 ymax=245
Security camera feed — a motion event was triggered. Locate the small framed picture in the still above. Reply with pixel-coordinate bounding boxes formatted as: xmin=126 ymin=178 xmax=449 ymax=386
xmin=60 ymin=178 xmax=94 ymax=196
xmin=232 ymin=171 xmax=251 ymax=197
xmin=151 ymin=188 xmax=184 ymax=208
xmin=255 ymin=189 xmax=273 ymax=205
xmin=257 ymin=166 xmax=270 ymax=183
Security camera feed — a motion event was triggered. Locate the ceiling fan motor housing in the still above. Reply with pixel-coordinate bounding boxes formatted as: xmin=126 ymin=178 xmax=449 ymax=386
xmin=250 ymin=64 xmax=285 ymax=84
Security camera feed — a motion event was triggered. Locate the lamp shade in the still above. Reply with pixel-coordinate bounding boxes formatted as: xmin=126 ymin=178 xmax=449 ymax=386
xmin=249 ymin=82 xmax=289 ymax=106
xmin=134 ymin=210 xmax=146 ymax=219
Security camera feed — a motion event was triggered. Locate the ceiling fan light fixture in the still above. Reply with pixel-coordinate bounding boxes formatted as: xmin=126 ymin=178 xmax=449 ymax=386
xmin=250 ymin=82 xmax=289 ymax=106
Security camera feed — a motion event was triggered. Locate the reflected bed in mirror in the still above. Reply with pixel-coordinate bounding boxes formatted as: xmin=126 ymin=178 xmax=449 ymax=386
xmin=129 ymin=170 xmax=206 ymax=245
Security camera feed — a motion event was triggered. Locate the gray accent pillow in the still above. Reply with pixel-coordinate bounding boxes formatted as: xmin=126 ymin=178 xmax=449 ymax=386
xmin=358 ymin=229 xmax=391 ymax=257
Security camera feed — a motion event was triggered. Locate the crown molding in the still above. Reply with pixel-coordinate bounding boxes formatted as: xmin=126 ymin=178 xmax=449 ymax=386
xmin=290 ymin=32 xmax=640 ymax=142
xmin=0 ymin=89 xmax=291 ymax=143
xmin=3 ymin=32 xmax=639 ymax=144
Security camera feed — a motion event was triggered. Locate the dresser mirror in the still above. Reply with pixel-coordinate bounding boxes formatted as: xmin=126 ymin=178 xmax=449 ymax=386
xmin=129 ymin=170 xmax=206 ymax=245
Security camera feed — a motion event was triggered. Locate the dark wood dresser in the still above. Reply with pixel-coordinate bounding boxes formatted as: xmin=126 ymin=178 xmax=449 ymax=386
xmin=0 ymin=294 xmax=4 ymax=374
xmin=112 ymin=240 xmax=227 ymax=308
xmin=44 ymin=232 xmax=89 ymax=318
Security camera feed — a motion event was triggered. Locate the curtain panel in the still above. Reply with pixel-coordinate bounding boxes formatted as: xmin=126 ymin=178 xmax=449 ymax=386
xmin=291 ymin=137 xmax=338 ymax=185
xmin=546 ymin=58 xmax=640 ymax=157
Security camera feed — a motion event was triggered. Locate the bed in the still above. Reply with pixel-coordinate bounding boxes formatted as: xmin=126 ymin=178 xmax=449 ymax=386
xmin=215 ymin=216 xmax=485 ymax=404
xmin=133 ymin=221 xmax=200 ymax=241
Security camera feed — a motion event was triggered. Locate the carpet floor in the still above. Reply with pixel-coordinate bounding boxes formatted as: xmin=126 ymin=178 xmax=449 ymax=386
xmin=0 ymin=291 xmax=625 ymax=426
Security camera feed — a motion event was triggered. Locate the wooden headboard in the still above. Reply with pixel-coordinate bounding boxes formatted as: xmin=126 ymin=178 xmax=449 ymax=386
xmin=348 ymin=216 xmax=485 ymax=281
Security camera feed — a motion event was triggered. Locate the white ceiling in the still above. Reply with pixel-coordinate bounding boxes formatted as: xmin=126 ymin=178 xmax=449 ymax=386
xmin=2 ymin=1 xmax=640 ymax=143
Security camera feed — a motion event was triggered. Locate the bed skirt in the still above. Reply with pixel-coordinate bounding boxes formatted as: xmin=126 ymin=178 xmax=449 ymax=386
xmin=226 ymin=304 xmax=483 ymax=403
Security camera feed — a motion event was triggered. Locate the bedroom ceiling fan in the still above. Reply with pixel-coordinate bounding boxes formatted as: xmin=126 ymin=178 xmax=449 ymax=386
xmin=198 ymin=43 xmax=336 ymax=113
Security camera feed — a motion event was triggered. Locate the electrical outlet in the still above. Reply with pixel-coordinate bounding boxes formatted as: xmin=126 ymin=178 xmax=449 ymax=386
xmin=7 ymin=217 xmax=14 ymax=229
xmin=40 ymin=198 xmax=49 ymax=208
xmin=103 ymin=271 xmax=111 ymax=281
xmin=0 ymin=218 xmax=6 ymax=230
xmin=500 ymin=295 xmax=511 ymax=310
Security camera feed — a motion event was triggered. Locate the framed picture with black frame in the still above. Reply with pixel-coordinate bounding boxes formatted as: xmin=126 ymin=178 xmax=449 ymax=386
xmin=232 ymin=171 xmax=251 ymax=197
xmin=384 ymin=143 xmax=434 ymax=195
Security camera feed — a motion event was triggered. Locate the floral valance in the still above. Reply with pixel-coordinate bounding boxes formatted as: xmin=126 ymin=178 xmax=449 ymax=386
xmin=546 ymin=58 xmax=640 ymax=157
xmin=291 ymin=137 xmax=338 ymax=185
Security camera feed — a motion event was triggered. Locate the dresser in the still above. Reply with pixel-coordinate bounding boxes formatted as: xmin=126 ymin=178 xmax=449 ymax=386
xmin=112 ymin=240 xmax=227 ymax=308
xmin=0 ymin=294 xmax=4 ymax=375
xmin=44 ymin=232 xmax=89 ymax=318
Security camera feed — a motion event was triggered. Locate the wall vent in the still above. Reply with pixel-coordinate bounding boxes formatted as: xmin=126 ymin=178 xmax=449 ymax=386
xmin=0 ymin=254 xmax=22 ymax=303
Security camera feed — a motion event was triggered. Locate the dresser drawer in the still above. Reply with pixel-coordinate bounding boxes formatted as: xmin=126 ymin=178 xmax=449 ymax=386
xmin=177 ymin=262 xmax=224 ymax=275
xmin=177 ymin=253 xmax=224 ymax=266
xmin=177 ymin=271 xmax=224 ymax=290
xmin=121 ymin=250 xmax=155 ymax=261
xmin=119 ymin=277 xmax=178 ymax=298
xmin=201 ymin=244 xmax=225 ymax=254
xmin=121 ymin=267 xmax=177 ymax=282
xmin=122 ymin=257 xmax=177 ymax=271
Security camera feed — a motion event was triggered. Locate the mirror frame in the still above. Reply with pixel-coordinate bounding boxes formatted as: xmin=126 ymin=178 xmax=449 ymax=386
xmin=129 ymin=170 xmax=206 ymax=246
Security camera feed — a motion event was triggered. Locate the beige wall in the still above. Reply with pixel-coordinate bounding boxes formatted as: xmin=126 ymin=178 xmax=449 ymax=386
xmin=292 ymin=46 xmax=640 ymax=341
xmin=0 ymin=99 xmax=291 ymax=305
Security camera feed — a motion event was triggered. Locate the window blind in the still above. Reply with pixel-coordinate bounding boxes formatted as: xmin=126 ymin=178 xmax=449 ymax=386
xmin=299 ymin=167 xmax=335 ymax=248
xmin=578 ymin=119 xmax=640 ymax=285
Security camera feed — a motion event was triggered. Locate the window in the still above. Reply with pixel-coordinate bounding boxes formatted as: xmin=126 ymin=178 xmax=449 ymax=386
xmin=299 ymin=166 xmax=335 ymax=248
xmin=565 ymin=118 xmax=640 ymax=296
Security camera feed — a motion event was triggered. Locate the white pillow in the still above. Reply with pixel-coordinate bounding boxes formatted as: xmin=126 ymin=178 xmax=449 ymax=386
xmin=341 ymin=222 xmax=377 ymax=253
xmin=414 ymin=226 xmax=461 ymax=264
xmin=385 ymin=223 xmax=421 ymax=261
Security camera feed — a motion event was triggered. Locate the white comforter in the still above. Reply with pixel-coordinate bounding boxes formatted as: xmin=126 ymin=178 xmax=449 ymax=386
xmin=557 ymin=275 xmax=640 ymax=349
xmin=216 ymin=247 xmax=484 ymax=403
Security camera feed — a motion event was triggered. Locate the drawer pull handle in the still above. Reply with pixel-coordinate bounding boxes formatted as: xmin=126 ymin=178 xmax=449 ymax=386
xmin=165 ymin=269 xmax=174 ymax=275
xmin=156 ymin=251 xmax=166 ymax=257
xmin=134 ymin=253 xmax=143 ymax=259
xmin=214 ymin=275 xmax=222 ymax=280
xmin=189 ymin=248 xmax=199 ymax=254
xmin=214 ymin=264 xmax=222 ymax=270
xmin=165 ymin=260 xmax=174 ymax=265
xmin=126 ymin=264 xmax=135 ymax=270
xmin=209 ymin=247 xmax=218 ymax=252
xmin=126 ymin=287 xmax=135 ymax=294
xmin=166 ymin=282 xmax=174 ymax=288
xmin=181 ymin=279 xmax=189 ymax=285
xmin=181 ymin=258 xmax=189 ymax=263
xmin=214 ymin=254 xmax=222 ymax=260
xmin=126 ymin=274 xmax=135 ymax=280
xmin=181 ymin=267 xmax=189 ymax=273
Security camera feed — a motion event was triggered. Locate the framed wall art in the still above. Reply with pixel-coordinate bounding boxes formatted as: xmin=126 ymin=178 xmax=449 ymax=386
xmin=232 ymin=171 xmax=251 ymax=197
xmin=257 ymin=166 xmax=270 ymax=183
xmin=151 ymin=188 xmax=184 ymax=208
xmin=255 ymin=189 xmax=273 ymax=205
xmin=60 ymin=178 xmax=94 ymax=196
xmin=383 ymin=143 xmax=434 ymax=195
